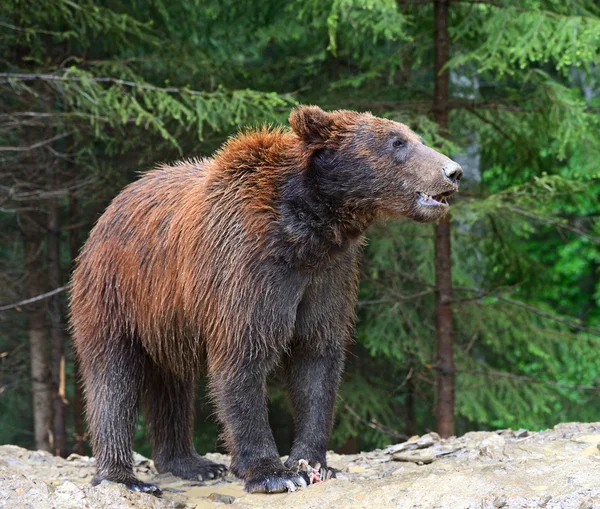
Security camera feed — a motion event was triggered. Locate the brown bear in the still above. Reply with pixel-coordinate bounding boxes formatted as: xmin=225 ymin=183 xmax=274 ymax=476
xmin=69 ymin=106 xmax=462 ymax=495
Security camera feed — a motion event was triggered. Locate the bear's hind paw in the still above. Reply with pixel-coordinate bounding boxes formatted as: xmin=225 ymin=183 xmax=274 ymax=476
xmin=91 ymin=475 xmax=163 ymax=496
xmin=156 ymin=456 xmax=228 ymax=482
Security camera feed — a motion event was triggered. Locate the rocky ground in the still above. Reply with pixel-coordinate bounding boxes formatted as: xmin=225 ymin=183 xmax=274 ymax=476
xmin=1 ymin=422 xmax=599 ymax=509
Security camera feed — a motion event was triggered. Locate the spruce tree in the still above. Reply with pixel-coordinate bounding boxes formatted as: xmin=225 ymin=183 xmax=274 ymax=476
xmin=1 ymin=0 xmax=598 ymax=453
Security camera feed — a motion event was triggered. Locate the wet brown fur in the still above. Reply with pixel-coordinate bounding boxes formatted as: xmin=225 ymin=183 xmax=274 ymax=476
xmin=70 ymin=106 xmax=461 ymax=494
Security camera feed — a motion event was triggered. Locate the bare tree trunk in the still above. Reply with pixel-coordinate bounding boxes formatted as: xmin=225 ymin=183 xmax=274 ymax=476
xmin=48 ymin=193 xmax=67 ymax=457
xmin=405 ymin=358 xmax=416 ymax=437
xmin=335 ymin=436 xmax=357 ymax=454
xmin=21 ymin=212 xmax=53 ymax=452
xmin=433 ymin=0 xmax=455 ymax=438
xmin=69 ymin=195 xmax=87 ymax=455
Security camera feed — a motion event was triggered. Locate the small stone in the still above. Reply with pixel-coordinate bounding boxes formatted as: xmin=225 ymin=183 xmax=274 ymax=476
xmin=435 ymin=447 xmax=461 ymax=458
xmin=479 ymin=435 xmax=506 ymax=459
xmin=493 ymin=495 xmax=507 ymax=507
xmin=538 ymin=495 xmax=552 ymax=507
xmin=161 ymin=487 xmax=186 ymax=494
xmin=514 ymin=429 xmax=529 ymax=438
xmin=56 ymin=480 xmax=86 ymax=501
xmin=392 ymin=451 xmax=435 ymax=464
xmin=208 ymin=492 xmax=236 ymax=504
xmin=385 ymin=432 xmax=440 ymax=455
xmin=180 ymin=481 xmax=206 ymax=487
xmin=154 ymin=472 xmax=178 ymax=481
xmin=348 ymin=465 xmax=367 ymax=473
xmin=132 ymin=452 xmax=152 ymax=467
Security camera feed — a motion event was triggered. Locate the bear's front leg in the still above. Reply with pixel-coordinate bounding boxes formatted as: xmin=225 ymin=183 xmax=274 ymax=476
xmin=282 ymin=344 xmax=344 ymax=482
xmin=210 ymin=365 xmax=308 ymax=493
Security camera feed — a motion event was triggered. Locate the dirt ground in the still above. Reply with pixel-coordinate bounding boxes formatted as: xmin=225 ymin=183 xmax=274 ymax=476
xmin=1 ymin=422 xmax=599 ymax=509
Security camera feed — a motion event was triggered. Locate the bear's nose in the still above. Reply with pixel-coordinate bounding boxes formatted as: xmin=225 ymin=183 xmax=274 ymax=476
xmin=442 ymin=162 xmax=463 ymax=184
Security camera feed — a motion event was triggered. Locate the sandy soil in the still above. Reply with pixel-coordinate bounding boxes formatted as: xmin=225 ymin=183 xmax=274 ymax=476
xmin=1 ymin=422 xmax=599 ymax=509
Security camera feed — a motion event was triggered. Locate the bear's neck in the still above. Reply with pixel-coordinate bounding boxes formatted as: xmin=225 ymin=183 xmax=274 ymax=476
xmin=279 ymin=159 xmax=377 ymax=264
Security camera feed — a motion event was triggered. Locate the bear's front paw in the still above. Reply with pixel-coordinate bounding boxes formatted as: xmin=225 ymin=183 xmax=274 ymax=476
xmin=285 ymin=457 xmax=337 ymax=484
xmin=244 ymin=466 xmax=308 ymax=493
xmin=316 ymin=464 xmax=337 ymax=481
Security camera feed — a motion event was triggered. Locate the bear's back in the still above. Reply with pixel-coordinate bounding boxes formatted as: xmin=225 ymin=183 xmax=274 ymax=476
xmin=78 ymin=157 xmax=210 ymax=273
xmin=70 ymin=128 xmax=311 ymax=376
xmin=70 ymin=159 xmax=215 ymax=367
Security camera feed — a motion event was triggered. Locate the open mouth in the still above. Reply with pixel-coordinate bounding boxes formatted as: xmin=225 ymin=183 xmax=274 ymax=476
xmin=417 ymin=191 xmax=454 ymax=207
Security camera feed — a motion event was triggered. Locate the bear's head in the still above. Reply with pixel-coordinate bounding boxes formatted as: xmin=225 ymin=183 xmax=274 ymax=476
xmin=289 ymin=105 xmax=462 ymax=223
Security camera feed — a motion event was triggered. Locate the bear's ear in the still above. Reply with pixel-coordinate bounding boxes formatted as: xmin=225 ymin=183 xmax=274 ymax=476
xmin=289 ymin=105 xmax=333 ymax=149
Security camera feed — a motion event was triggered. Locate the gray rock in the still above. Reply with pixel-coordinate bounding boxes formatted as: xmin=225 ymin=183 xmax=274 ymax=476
xmin=1 ymin=422 xmax=599 ymax=509
xmin=208 ymin=492 xmax=236 ymax=504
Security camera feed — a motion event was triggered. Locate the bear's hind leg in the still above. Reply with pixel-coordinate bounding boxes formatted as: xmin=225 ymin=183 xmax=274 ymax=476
xmin=143 ymin=367 xmax=227 ymax=481
xmin=82 ymin=337 xmax=161 ymax=495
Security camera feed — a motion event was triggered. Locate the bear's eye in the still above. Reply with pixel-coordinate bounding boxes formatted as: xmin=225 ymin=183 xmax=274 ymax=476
xmin=392 ymin=139 xmax=405 ymax=148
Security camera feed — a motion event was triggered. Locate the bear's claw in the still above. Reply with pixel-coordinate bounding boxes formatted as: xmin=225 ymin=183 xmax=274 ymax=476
xmin=244 ymin=468 xmax=308 ymax=493
xmin=126 ymin=480 xmax=163 ymax=495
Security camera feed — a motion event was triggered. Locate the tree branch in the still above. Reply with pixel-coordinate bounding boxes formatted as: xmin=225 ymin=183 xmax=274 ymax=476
xmin=454 ymin=286 xmax=600 ymax=336
xmin=449 ymin=0 xmax=591 ymax=20
xmin=455 ymin=368 xmax=599 ymax=391
xmin=506 ymin=206 xmax=600 ymax=244
xmin=0 ymin=133 xmax=72 ymax=152
xmin=464 ymin=106 xmax=517 ymax=144
xmin=0 ymin=72 xmax=239 ymax=98
xmin=357 ymin=289 xmax=434 ymax=306
xmin=340 ymin=397 xmax=409 ymax=440
xmin=0 ymin=286 xmax=68 ymax=312
xmin=355 ymin=99 xmax=600 ymax=114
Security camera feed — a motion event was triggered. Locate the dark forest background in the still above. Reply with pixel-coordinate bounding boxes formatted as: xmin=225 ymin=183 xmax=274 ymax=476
xmin=1 ymin=0 xmax=599 ymax=459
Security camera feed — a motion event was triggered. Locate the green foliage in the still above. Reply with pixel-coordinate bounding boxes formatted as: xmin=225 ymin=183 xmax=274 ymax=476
xmin=1 ymin=0 xmax=598 ymax=455
xmin=450 ymin=3 xmax=600 ymax=75
xmin=322 ymin=0 xmax=409 ymax=56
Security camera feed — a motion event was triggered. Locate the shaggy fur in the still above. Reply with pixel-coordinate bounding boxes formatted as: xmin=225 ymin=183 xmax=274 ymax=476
xmin=70 ymin=106 xmax=461 ymax=494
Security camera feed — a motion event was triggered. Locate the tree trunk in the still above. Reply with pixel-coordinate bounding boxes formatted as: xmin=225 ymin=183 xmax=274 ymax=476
xmin=405 ymin=358 xmax=416 ymax=437
xmin=21 ymin=212 xmax=53 ymax=452
xmin=69 ymin=195 xmax=87 ymax=455
xmin=433 ymin=0 xmax=455 ymax=438
xmin=336 ymin=436 xmax=357 ymax=454
xmin=48 ymin=194 xmax=67 ymax=457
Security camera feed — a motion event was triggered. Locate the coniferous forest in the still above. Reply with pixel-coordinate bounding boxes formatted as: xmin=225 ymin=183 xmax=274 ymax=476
xmin=1 ymin=0 xmax=599 ymax=458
